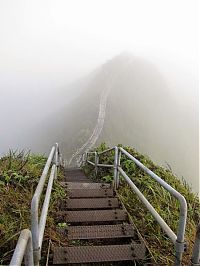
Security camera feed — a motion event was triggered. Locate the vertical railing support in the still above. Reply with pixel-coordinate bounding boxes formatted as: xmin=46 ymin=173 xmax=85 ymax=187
xmin=95 ymin=152 xmax=99 ymax=176
xmin=191 ymin=224 xmax=200 ymax=265
xmin=10 ymin=229 xmax=34 ymax=266
xmin=174 ymin=195 xmax=187 ymax=266
xmin=114 ymin=146 xmax=118 ymax=190
xmin=116 ymin=148 xmax=121 ymax=189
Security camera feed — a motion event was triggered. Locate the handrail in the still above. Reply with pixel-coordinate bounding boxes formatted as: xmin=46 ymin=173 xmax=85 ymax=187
xmin=119 ymin=147 xmax=187 ymax=259
xmin=10 ymin=143 xmax=61 ymax=266
xmin=85 ymin=146 xmax=188 ymax=266
xmin=118 ymin=166 xmax=177 ymax=242
xmin=97 ymin=147 xmax=115 ymax=155
xmin=10 ymin=229 xmax=34 ymax=266
xmin=31 ymin=143 xmax=60 ymax=266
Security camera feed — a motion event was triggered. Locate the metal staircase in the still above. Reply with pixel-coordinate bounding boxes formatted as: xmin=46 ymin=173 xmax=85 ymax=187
xmin=52 ymin=169 xmax=148 ymax=265
xmin=9 ymin=144 xmax=200 ymax=266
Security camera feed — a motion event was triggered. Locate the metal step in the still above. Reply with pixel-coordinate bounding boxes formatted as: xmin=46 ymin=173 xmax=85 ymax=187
xmin=65 ymin=168 xmax=82 ymax=173
xmin=65 ymin=172 xmax=86 ymax=177
xmin=64 ymin=169 xmax=89 ymax=183
xmin=64 ymin=209 xmax=127 ymax=223
xmin=65 ymin=177 xmax=90 ymax=183
xmin=68 ymin=224 xmax=136 ymax=240
xmin=69 ymin=188 xmax=114 ymax=198
xmin=64 ymin=197 xmax=120 ymax=209
xmin=53 ymin=243 xmax=146 ymax=264
xmin=66 ymin=182 xmax=111 ymax=189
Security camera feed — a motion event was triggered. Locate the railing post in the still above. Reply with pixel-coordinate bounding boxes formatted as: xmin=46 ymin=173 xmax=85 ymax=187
xmin=114 ymin=146 xmax=118 ymax=190
xmin=31 ymin=196 xmax=40 ymax=266
xmin=95 ymin=152 xmax=99 ymax=176
xmin=55 ymin=143 xmax=60 ymax=180
xmin=10 ymin=229 xmax=34 ymax=266
xmin=116 ymin=148 xmax=121 ymax=189
xmin=59 ymin=153 xmax=62 ymax=167
xmin=191 ymin=224 xmax=200 ymax=265
xmin=174 ymin=195 xmax=187 ymax=266
xmin=24 ymin=231 xmax=34 ymax=266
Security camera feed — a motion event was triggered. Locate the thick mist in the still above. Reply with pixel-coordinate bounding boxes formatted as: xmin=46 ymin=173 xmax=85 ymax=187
xmin=0 ymin=1 xmax=198 ymax=193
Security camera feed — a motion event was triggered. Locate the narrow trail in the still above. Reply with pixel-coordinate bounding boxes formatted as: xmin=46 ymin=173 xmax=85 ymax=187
xmin=68 ymin=86 xmax=110 ymax=167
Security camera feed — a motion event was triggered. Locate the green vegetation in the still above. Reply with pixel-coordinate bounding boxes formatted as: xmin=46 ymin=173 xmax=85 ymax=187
xmin=84 ymin=143 xmax=200 ymax=265
xmin=0 ymin=150 xmax=65 ymax=265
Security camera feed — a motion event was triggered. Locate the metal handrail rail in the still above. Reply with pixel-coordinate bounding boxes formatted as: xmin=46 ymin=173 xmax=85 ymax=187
xmin=31 ymin=143 xmax=60 ymax=266
xmin=119 ymin=147 xmax=187 ymax=258
xmin=10 ymin=143 xmax=61 ymax=266
xmin=85 ymin=146 xmax=187 ymax=266
xmin=10 ymin=229 xmax=34 ymax=266
xmin=97 ymin=147 xmax=115 ymax=155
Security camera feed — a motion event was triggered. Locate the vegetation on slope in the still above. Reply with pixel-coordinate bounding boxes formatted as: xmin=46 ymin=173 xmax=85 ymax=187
xmin=0 ymin=150 xmax=65 ymax=265
xmin=84 ymin=143 xmax=200 ymax=265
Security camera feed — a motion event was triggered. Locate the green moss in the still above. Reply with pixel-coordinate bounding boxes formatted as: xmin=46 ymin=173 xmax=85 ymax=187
xmin=83 ymin=143 xmax=200 ymax=265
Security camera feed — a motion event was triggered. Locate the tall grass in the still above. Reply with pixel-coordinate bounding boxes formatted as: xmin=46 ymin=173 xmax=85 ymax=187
xmin=0 ymin=150 xmax=65 ymax=265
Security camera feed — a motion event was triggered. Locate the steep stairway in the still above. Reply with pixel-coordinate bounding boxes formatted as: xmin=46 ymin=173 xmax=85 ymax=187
xmin=52 ymin=169 xmax=150 ymax=265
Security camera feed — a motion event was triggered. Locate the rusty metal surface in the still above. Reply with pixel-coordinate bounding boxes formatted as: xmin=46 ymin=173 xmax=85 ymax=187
xmin=65 ymin=197 xmax=119 ymax=209
xmin=64 ymin=169 xmax=90 ymax=183
xmin=68 ymin=224 xmax=136 ymax=240
xmin=65 ymin=176 xmax=90 ymax=183
xmin=53 ymin=243 xmax=146 ymax=264
xmin=65 ymin=209 xmax=127 ymax=223
xmin=66 ymin=182 xmax=111 ymax=189
xmin=52 ymin=169 xmax=150 ymax=265
xmin=65 ymin=169 xmax=83 ymax=174
xmin=69 ymin=188 xmax=114 ymax=198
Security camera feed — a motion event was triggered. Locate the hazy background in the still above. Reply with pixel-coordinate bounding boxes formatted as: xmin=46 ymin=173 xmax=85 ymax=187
xmin=0 ymin=1 xmax=198 ymax=193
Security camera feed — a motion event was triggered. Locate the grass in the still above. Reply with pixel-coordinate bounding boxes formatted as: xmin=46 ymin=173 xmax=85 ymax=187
xmin=83 ymin=143 xmax=200 ymax=265
xmin=0 ymin=150 xmax=66 ymax=265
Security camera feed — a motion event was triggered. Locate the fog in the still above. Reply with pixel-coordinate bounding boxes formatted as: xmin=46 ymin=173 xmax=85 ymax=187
xmin=0 ymin=1 xmax=198 ymax=194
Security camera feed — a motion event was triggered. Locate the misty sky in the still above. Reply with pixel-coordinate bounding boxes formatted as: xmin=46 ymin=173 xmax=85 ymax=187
xmin=0 ymin=1 xmax=199 ymax=191
xmin=0 ymin=0 xmax=197 ymax=85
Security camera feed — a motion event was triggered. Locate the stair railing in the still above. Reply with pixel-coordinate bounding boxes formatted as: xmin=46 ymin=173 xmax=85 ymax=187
xmin=10 ymin=143 xmax=62 ymax=266
xmin=10 ymin=229 xmax=34 ymax=266
xmin=31 ymin=143 xmax=61 ymax=266
xmin=85 ymin=146 xmax=187 ymax=266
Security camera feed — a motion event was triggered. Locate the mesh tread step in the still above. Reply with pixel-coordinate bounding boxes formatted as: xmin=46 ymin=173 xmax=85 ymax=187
xmin=65 ymin=177 xmax=90 ymax=183
xmin=53 ymin=243 xmax=146 ymax=264
xmin=68 ymin=224 xmax=136 ymax=240
xmin=66 ymin=182 xmax=111 ymax=189
xmin=62 ymin=209 xmax=127 ymax=223
xmin=65 ymin=174 xmax=87 ymax=178
xmin=65 ymin=197 xmax=119 ymax=209
xmin=69 ymin=188 xmax=114 ymax=198
xmin=65 ymin=169 xmax=83 ymax=173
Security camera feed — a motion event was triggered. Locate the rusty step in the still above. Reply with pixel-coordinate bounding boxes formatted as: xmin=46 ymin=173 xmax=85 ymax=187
xmin=61 ymin=209 xmax=127 ymax=223
xmin=69 ymin=188 xmax=114 ymax=198
xmin=65 ymin=173 xmax=86 ymax=178
xmin=67 ymin=224 xmax=136 ymax=240
xmin=66 ymin=182 xmax=111 ymax=189
xmin=64 ymin=197 xmax=120 ymax=209
xmin=65 ymin=177 xmax=90 ymax=183
xmin=53 ymin=243 xmax=146 ymax=264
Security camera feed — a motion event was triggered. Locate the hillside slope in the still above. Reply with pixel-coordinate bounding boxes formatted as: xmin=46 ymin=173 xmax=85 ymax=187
xmin=26 ymin=53 xmax=198 ymax=193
